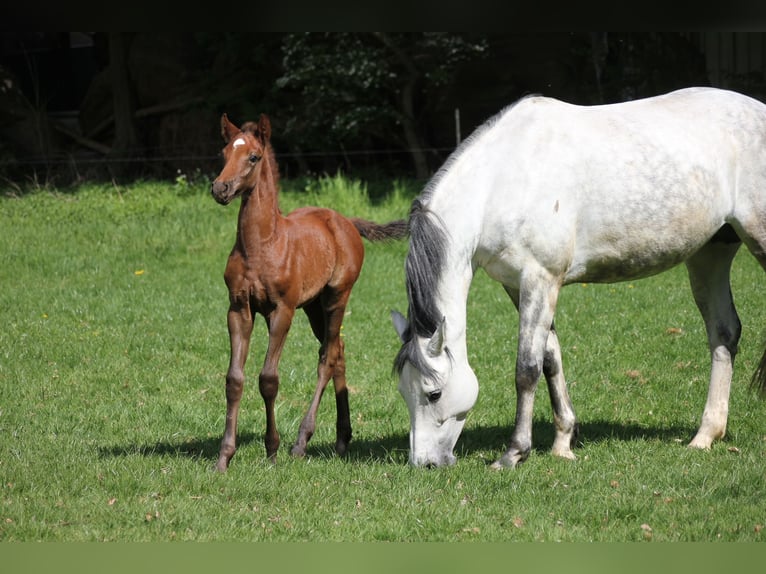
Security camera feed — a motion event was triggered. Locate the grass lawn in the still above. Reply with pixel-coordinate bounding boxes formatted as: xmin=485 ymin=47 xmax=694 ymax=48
xmin=1 ymin=176 xmax=765 ymax=543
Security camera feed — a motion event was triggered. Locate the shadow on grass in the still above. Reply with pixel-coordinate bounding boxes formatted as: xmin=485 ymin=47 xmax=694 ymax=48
xmin=97 ymin=418 xmax=697 ymax=467
xmin=97 ymin=432 xmax=259 ymax=462
xmin=457 ymin=418 xmax=697 ymax=459
xmin=314 ymin=418 xmax=697 ymax=463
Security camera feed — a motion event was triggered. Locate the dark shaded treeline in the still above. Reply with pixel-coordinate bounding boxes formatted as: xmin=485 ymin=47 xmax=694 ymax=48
xmin=1 ymin=32 xmax=764 ymax=186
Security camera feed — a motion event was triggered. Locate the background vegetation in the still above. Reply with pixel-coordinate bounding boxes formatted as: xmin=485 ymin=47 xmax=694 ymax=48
xmin=4 ymin=32 xmax=758 ymax=185
xmin=1 ymin=177 xmax=764 ymax=542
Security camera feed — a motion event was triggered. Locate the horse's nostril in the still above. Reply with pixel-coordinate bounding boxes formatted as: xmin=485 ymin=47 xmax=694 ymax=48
xmin=211 ymin=181 xmax=232 ymax=205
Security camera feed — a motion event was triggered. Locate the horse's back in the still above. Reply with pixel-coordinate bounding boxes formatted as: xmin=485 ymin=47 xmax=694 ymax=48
xmin=508 ymin=87 xmax=766 ymax=161
xmin=286 ymin=206 xmax=364 ymax=249
xmin=458 ymin=88 xmax=766 ymax=286
xmin=285 ymin=206 xmax=365 ymax=286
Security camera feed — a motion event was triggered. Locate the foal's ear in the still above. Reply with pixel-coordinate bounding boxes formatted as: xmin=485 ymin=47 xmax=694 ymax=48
xmin=220 ymin=113 xmax=240 ymax=144
xmin=257 ymin=114 xmax=272 ymax=143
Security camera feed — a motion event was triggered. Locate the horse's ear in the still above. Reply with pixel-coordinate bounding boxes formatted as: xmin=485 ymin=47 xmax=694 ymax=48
xmin=258 ymin=114 xmax=271 ymax=143
xmin=426 ymin=317 xmax=447 ymax=357
xmin=220 ymin=113 xmax=240 ymax=144
xmin=391 ymin=310 xmax=409 ymax=343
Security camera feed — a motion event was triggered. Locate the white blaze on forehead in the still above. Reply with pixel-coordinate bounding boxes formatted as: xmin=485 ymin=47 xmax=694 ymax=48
xmin=232 ymin=137 xmax=246 ymax=148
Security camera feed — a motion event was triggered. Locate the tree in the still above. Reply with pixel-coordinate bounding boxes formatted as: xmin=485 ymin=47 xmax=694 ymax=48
xmin=277 ymin=33 xmax=488 ymax=179
xmin=107 ymin=32 xmax=140 ymax=179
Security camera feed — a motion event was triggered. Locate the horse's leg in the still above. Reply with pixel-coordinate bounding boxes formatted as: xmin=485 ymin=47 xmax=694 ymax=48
xmin=331 ymin=334 xmax=352 ymax=456
xmin=291 ymin=293 xmax=352 ymax=457
xmin=325 ymin=292 xmax=353 ymax=456
xmin=260 ymin=305 xmax=295 ymax=462
xmin=492 ymin=275 xmax=560 ymax=469
xmin=685 ymin=238 xmax=742 ymax=449
xmin=216 ymin=302 xmax=254 ymax=472
xmin=504 ymin=286 xmax=577 ymax=461
xmin=738 ymin=226 xmax=766 ymax=396
xmin=291 ymin=300 xmax=328 ymax=456
xmin=542 ymin=322 xmax=578 ymax=459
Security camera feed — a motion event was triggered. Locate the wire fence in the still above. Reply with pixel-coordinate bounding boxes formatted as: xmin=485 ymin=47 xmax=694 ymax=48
xmin=3 ymin=146 xmax=455 ymax=166
xmin=1 ymin=143 xmax=458 ymax=185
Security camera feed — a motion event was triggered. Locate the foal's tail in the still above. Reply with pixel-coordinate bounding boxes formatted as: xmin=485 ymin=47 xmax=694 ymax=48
xmin=750 ymin=345 xmax=766 ymax=398
xmin=351 ymin=218 xmax=408 ymax=242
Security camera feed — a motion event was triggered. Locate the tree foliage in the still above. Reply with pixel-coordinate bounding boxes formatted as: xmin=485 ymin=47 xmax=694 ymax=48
xmin=276 ymin=33 xmax=488 ymax=178
xmin=0 ymin=32 xmax=725 ymax=184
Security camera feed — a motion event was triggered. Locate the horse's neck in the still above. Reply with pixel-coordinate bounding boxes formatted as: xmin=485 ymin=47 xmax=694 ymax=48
xmin=436 ymin=256 xmax=474 ymax=358
xmin=236 ymin=159 xmax=282 ymax=248
xmin=428 ymin=183 xmax=483 ymax=356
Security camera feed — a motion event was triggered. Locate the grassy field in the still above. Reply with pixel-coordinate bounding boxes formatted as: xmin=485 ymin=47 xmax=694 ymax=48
xmin=1 ymin=176 xmax=765 ymax=542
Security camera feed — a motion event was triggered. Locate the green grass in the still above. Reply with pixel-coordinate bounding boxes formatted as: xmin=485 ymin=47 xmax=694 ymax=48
xmin=1 ymin=177 xmax=765 ymax=542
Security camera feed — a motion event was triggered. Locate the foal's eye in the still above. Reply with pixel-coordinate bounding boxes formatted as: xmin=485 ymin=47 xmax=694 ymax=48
xmin=426 ymin=389 xmax=442 ymax=403
xmin=248 ymin=154 xmax=260 ymax=163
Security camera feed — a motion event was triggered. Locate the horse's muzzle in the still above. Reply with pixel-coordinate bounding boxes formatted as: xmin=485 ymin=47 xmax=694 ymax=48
xmin=211 ymin=180 xmax=233 ymax=205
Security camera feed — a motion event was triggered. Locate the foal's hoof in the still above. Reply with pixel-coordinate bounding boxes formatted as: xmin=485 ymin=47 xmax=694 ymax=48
xmin=290 ymin=444 xmax=307 ymax=458
xmin=214 ymin=455 xmax=231 ymax=473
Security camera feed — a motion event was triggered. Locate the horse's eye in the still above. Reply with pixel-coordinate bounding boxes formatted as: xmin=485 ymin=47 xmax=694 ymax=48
xmin=427 ymin=389 xmax=442 ymax=403
xmin=249 ymin=154 xmax=260 ymax=163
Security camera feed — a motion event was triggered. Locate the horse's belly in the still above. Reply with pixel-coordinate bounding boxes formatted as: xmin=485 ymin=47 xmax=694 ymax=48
xmin=566 ymin=247 xmax=691 ymax=283
xmin=565 ymin=224 xmax=720 ymax=284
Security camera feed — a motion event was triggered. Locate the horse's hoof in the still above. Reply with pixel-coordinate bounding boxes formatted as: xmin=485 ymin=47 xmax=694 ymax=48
xmin=214 ymin=455 xmax=231 ymax=472
xmin=687 ymin=439 xmax=712 ymax=450
xmin=491 ymin=448 xmax=529 ymax=469
xmin=290 ymin=445 xmax=306 ymax=458
xmin=551 ymin=447 xmax=577 ymax=461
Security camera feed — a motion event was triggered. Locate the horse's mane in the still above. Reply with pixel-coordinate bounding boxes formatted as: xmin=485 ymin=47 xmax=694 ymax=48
xmin=393 ymin=199 xmax=450 ymax=379
xmin=394 ymin=96 xmax=535 ymax=377
xmin=402 ymin=200 xmax=448 ymax=340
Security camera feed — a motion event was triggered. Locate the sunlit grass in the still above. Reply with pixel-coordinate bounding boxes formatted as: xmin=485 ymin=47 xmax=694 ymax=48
xmin=1 ymin=177 xmax=765 ymax=541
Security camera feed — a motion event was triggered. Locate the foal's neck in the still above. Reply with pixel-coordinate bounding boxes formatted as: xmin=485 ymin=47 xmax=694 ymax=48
xmin=236 ymin=153 xmax=283 ymax=248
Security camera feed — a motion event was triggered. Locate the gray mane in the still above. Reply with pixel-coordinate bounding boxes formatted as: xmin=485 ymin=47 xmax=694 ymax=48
xmin=393 ymin=96 xmax=534 ymax=377
xmin=393 ymin=198 xmax=449 ymax=378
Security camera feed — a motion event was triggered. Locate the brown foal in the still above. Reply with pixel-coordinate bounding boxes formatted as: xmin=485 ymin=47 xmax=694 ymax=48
xmin=211 ymin=113 xmax=406 ymax=471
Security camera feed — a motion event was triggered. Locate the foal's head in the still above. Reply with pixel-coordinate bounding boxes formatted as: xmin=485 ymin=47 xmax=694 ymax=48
xmin=211 ymin=113 xmax=274 ymax=205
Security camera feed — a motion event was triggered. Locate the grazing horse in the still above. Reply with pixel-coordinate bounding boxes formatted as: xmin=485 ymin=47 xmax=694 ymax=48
xmin=392 ymin=87 xmax=766 ymax=469
xmin=212 ymin=113 xmax=406 ymax=471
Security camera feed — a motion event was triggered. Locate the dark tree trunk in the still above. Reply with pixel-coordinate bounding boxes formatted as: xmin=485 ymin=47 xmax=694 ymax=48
xmin=373 ymin=33 xmax=431 ymax=180
xmin=107 ymin=32 xmax=140 ymax=179
xmin=399 ymin=75 xmax=430 ymax=180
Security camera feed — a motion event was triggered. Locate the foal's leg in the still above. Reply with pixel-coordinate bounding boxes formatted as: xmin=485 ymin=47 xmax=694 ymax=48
xmin=291 ymin=300 xmax=327 ymax=456
xmin=216 ymin=302 xmax=254 ymax=472
xmin=493 ymin=276 xmax=561 ymax=469
xmin=331 ymin=335 xmax=352 ymax=456
xmin=291 ymin=293 xmax=352 ymax=457
xmin=685 ymin=239 xmax=741 ymax=449
xmin=260 ymin=305 xmax=295 ymax=462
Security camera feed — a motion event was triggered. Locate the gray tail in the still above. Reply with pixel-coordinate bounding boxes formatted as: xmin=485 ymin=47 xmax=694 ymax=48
xmin=351 ymin=218 xmax=408 ymax=242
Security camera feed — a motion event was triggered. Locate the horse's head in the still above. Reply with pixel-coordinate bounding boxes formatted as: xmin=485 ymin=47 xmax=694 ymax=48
xmin=392 ymin=311 xmax=479 ymax=467
xmin=211 ymin=113 xmax=272 ymax=205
